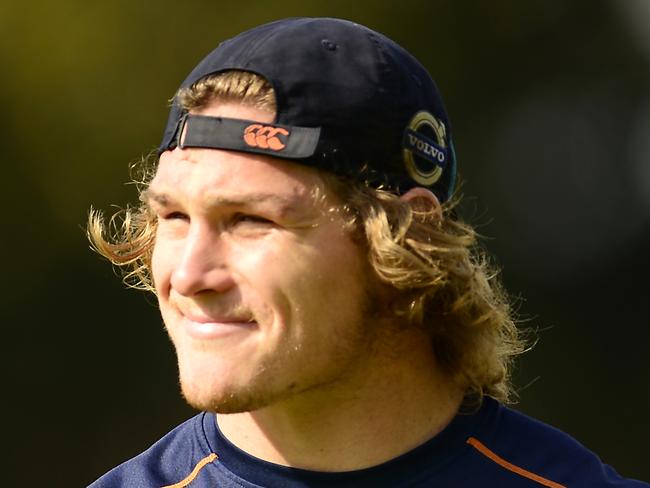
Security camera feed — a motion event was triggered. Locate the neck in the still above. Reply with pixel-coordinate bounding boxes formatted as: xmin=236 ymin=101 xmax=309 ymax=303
xmin=216 ymin=325 xmax=464 ymax=472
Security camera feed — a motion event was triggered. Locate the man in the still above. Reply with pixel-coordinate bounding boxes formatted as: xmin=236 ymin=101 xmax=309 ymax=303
xmin=88 ymin=17 xmax=647 ymax=488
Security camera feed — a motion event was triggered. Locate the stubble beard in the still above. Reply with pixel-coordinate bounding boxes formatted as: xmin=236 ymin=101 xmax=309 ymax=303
xmin=181 ymin=378 xmax=280 ymax=414
xmin=177 ymin=280 xmax=385 ymax=415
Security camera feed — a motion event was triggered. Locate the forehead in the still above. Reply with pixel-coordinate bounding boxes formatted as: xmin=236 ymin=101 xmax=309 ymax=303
xmin=151 ymin=150 xmax=327 ymax=208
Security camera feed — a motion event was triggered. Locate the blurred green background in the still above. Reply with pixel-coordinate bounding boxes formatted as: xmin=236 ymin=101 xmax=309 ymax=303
xmin=2 ymin=0 xmax=649 ymax=485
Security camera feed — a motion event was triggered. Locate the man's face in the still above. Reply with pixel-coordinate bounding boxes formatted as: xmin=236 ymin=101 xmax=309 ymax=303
xmin=149 ymin=101 xmax=379 ymax=413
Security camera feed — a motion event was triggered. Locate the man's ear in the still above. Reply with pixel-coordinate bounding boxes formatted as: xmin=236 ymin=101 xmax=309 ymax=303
xmin=399 ymin=187 xmax=442 ymax=219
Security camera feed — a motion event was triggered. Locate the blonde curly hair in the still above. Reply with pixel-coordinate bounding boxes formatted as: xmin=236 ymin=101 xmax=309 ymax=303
xmin=88 ymin=70 xmax=526 ymax=404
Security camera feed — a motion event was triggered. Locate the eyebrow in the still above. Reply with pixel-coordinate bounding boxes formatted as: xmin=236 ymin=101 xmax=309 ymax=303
xmin=143 ymin=188 xmax=305 ymax=216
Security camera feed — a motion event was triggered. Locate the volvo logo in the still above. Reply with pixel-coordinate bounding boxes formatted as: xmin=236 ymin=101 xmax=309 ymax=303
xmin=402 ymin=111 xmax=448 ymax=186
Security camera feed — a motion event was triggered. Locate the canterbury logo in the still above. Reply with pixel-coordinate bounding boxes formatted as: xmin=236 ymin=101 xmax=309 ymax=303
xmin=243 ymin=124 xmax=290 ymax=151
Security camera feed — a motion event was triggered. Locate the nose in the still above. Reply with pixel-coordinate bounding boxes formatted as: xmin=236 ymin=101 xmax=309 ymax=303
xmin=170 ymin=223 xmax=236 ymax=297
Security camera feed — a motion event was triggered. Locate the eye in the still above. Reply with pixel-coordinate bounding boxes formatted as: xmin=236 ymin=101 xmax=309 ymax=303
xmin=231 ymin=213 xmax=274 ymax=227
xmin=160 ymin=211 xmax=189 ymax=221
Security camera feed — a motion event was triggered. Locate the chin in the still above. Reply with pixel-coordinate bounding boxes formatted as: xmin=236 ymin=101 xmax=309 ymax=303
xmin=180 ymin=380 xmax=280 ymax=414
xmin=177 ymin=360 xmax=316 ymax=414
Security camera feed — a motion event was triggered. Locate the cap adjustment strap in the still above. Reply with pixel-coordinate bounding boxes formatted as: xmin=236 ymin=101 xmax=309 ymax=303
xmin=176 ymin=114 xmax=321 ymax=159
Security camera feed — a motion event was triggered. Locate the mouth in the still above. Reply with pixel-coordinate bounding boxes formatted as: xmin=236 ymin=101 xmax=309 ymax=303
xmin=179 ymin=309 xmax=258 ymax=341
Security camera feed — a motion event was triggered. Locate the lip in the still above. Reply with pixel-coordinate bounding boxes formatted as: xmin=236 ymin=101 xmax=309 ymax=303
xmin=180 ymin=314 xmax=257 ymax=340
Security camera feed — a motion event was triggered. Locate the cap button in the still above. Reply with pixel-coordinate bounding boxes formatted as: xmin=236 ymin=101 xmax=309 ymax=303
xmin=321 ymin=39 xmax=338 ymax=51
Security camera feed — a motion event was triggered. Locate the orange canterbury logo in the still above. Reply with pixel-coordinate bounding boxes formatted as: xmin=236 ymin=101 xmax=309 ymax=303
xmin=243 ymin=124 xmax=290 ymax=151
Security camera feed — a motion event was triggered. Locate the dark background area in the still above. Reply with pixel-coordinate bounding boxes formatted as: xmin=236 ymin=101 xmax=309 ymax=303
xmin=2 ymin=0 xmax=649 ymax=485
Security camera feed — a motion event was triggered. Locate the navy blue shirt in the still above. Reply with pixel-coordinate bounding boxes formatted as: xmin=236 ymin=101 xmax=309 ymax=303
xmin=89 ymin=398 xmax=648 ymax=487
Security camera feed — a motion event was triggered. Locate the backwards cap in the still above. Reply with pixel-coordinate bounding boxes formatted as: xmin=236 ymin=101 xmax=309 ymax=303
xmin=159 ymin=17 xmax=457 ymax=202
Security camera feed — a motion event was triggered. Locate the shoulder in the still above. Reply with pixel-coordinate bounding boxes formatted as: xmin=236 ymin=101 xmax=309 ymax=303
xmin=463 ymin=399 xmax=648 ymax=487
xmin=88 ymin=413 xmax=218 ymax=488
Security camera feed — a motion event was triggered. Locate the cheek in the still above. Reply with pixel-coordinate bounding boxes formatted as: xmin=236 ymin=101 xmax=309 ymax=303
xmin=150 ymin=245 xmax=163 ymax=287
xmin=232 ymin=232 xmax=366 ymax=318
xmin=227 ymin=238 xmax=294 ymax=316
xmin=151 ymin=240 xmax=173 ymax=296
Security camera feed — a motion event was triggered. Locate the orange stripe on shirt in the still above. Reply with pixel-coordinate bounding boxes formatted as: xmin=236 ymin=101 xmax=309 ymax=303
xmin=466 ymin=437 xmax=566 ymax=488
xmin=161 ymin=453 xmax=218 ymax=488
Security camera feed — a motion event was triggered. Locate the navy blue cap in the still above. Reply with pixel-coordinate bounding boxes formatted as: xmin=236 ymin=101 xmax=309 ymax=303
xmin=159 ymin=17 xmax=457 ymax=201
